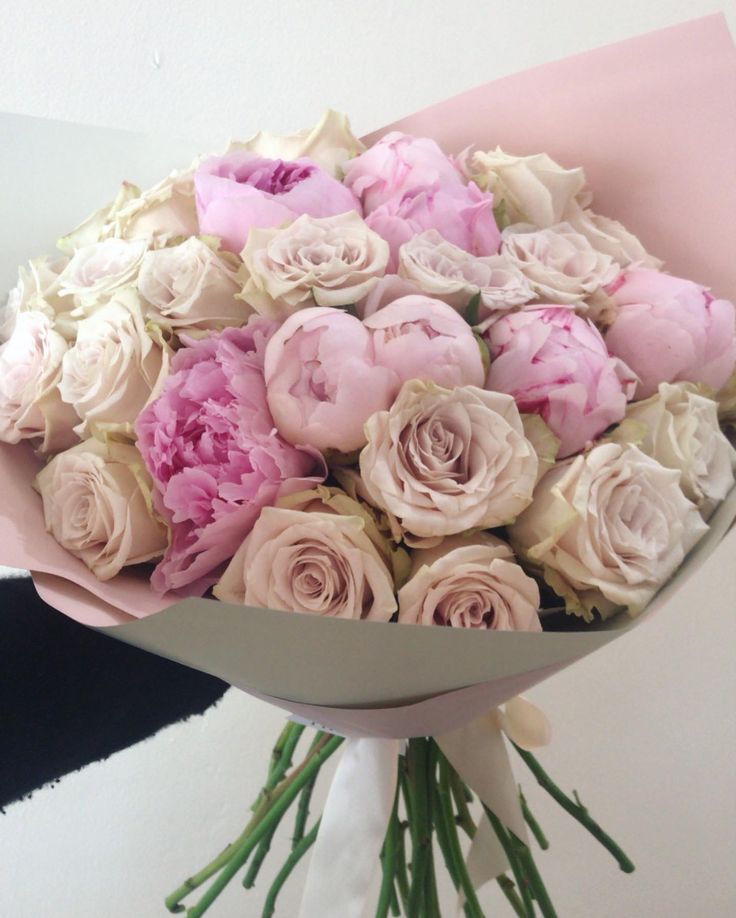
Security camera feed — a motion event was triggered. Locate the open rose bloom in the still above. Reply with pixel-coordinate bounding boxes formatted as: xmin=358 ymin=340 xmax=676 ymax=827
xmin=2 ymin=16 xmax=736 ymax=918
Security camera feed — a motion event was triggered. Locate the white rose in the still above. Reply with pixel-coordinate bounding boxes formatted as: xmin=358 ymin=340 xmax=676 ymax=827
xmin=213 ymin=507 xmax=397 ymax=621
xmin=511 ymin=442 xmax=708 ymax=619
xmin=238 ymin=211 xmax=388 ymax=318
xmin=58 ymin=165 xmax=200 ymax=253
xmin=501 ymin=223 xmax=620 ymax=306
xmin=36 ymin=438 xmax=168 ymax=580
xmin=229 ymin=109 xmax=365 ymax=178
xmin=459 ymin=148 xmax=586 ymax=227
xmin=0 ymin=311 xmax=79 ymax=453
xmin=617 ymin=382 xmax=736 ymax=515
xmin=398 ymin=533 xmax=542 ymax=631
xmin=565 ymin=202 xmax=662 ymax=270
xmin=138 ymin=237 xmax=250 ymax=331
xmin=360 ymin=380 xmax=538 ymax=542
xmin=397 ymin=229 xmax=534 ymax=317
xmin=58 ymin=287 xmax=170 ymax=437
xmin=1 ymin=255 xmax=70 ymax=342
xmin=57 ymin=238 xmax=148 ymax=309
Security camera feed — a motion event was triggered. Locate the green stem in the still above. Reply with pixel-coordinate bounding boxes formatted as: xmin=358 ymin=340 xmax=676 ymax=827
xmin=292 ymin=733 xmax=323 ymax=848
xmin=512 ymin=746 xmax=635 ymax=873
xmin=394 ymin=819 xmax=410 ymax=914
xmin=261 ymin=819 xmax=321 ymax=918
xmin=510 ymin=834 xmax=558 ymax=918
xmin=497 ymin=875 xmax=527 ymax=918
xmin=483 ymin=807 xmax=536 ymax=918
xmin=520 ymin=788 xmax=549 ymax=851
xmin=389 ymin=882 xmax=401 ymax=917
xmin=424 ymin=743 xmax=441 ymax=918
xmin=242 ymin=824 xmax=278 ymax=889
xmin=450 ymin=770 xmax=477 ymax=840
xmin=167 ymin=735 xmax=343 ymax=917
xmin=405 ymin=739 xmax=431 ymax=918
xmin=433 ymin=753 xmax=484 ymax=918
xmin=265 ymin=724 xmax=306 ymax=794
xmin=375 ymin=793 xmax=400 ymax=918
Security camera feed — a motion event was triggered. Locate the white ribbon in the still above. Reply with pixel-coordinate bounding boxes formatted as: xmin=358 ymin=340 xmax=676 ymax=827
xmin=297 ymin=697 xmax=550 ymax=918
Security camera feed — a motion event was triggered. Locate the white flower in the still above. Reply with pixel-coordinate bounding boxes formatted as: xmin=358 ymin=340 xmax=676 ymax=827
xmin=397 ymin=229 xmax=534 ymax=318
xmin=360 ymin=380 xmax=538 ymax=542
xmin=458 ymin=148 xmax=586 ymax=227
xmin=138 ymin=237 xmax=250 ymax=331
xmin=229 ymin=109 xmax=365 ymax=178
xmin=1 ymin=256 xmax=71 ymax=342
xmin=0 ymin=311 xmax=79 ymax=453
xmin=57 ymin=238 xmax=148 ymax=309
xmin=58 ymin=288 xmax=170 ymax=437
xmin=617 ymin=382 xmax=736 ymax=515
xmin=501 ymin=222 xmax=619 ymax=306
xmin=214 ymin=507 xmax=396 ymax=621
xmin=398 ymin=533 xmax=541 ymax=631
xmin=238 ymin=212 xmax=389 ymax=318
xmin=511 ymin=442 xmax=708 ymax=619
xmin=36 ymin=438 xmax=168 ymax=580
xmin=565 ymin=202 xmax=662 ymax=270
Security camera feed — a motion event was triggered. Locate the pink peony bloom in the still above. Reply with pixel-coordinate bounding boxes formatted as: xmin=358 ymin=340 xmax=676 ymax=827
xmin=485 ymin=306 xmax=637 ymax=458
xmin=364 ymin=295 xmax=485 ymax=391
xmin=365 ymin=183 xmax=501 ymax=271
xmin=194 ymin=152 xmax=360 ymax=254
xmin=605 ymin=268 xmax=736 ymax=399
xmin=263 ymin=306 xmax=399 ymax=453
xmin=343 ymin=132 xmax=463 ymax=212
xmin=135 ymin=320 xmax=327 ymax=595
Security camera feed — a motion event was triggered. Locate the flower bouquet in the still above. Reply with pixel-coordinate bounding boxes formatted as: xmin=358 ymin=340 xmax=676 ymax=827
xmin=1 ymin=15 xmax=735 ymax=918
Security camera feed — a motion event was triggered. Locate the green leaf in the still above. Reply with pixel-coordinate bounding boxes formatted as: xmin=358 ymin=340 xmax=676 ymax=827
xmin=464 ymin=291 xmax=481 ymax=327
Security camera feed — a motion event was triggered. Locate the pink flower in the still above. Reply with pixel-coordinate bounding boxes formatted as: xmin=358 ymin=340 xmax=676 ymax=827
xmin=605 ymin=268 xmax=736 ymax=399
xmin=485 ymin=306 xmax=637 ymax=458
xmin=343 ymin=132 xmax=463 ymax=212
xmin=263 ymin=306 xmax=399 ymax=453
xmin=135 ymin=320 xmax=326 ymax=595
xmin=366 ymin=183 xmax=501 ymax=272
xmin=194 ymin=152 xmax=360 ymax=254
xmin=364 ymin=295 xmax=485 ymax=390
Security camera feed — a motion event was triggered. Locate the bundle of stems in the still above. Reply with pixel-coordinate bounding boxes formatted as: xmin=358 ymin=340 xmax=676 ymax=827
xmin=166 ymin=723 xmax=634 ymax=917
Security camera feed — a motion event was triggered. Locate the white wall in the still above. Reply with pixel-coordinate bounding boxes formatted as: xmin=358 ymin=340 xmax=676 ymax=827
xmin=2 ymin=3 xmax=736 ymax=916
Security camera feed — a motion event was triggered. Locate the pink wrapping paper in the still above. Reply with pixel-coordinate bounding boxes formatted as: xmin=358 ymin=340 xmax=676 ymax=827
xmin=1 ymin=15 xmax=735 ymax=736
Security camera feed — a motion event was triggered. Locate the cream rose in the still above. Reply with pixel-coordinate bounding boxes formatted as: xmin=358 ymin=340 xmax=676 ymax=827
xmin=360 ymin=380 xmax=538 ymax=542
xmin=398 ymin=534 xmax=541 ymax=630
xmin=565 ymin=202 xmax=662 ymax=270
xmin=616 ymin=382 xmax=736 ymax=514
xmin=57 ymin=238 xmax=148 ymax=308
xmin=511 ymin=442 xmax=708 ymax=619
xmin=1 ymin=255 xmax=71 ymax=341
xmin=0 ymin=311 xmax=79 ymax=453
xmin=58 ymin=288 xmax=170 ymax=437
xmin=397 ymin=229 xmax=534 ymax=318
xmin=238 ymin=212 xmax=389 ymax=318
xmin=57 ymin=181 xmax=142 ymax=254
xmin=213 ymin=507 xmax=397 ymax=621
xmin=36 ymin=438 xmax=168 ymax=580
xmin=501 ymin=223 xmax=619 ymax=306
xmin=229 ymin=109 xmax=365 ymax=178
xmin=459 ymin=148 xmax=586 ymax=227
xmin=138 ymin=236 xmax=251 ymax=331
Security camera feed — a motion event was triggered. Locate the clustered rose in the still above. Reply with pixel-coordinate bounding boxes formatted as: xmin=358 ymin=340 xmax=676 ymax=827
xmin=3 ymin=113 xmax=732 ymax=633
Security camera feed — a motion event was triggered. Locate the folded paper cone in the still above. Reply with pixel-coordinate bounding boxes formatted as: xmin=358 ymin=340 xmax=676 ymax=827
xmin=2 ymin=15 xmax=735 ymax=738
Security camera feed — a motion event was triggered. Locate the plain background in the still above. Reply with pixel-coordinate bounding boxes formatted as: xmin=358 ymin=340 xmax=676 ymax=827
xmin=1 ymin=2 xmax=736 ymax=916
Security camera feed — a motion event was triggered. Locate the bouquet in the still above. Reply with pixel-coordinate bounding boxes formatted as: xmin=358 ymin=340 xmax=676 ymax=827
xmin=2 ymin=15 xmax=735 ymax=918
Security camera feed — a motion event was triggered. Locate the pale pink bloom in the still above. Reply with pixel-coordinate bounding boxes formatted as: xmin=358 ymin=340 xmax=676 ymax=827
xmin=485 ymin=306 xmax=636 ymax=457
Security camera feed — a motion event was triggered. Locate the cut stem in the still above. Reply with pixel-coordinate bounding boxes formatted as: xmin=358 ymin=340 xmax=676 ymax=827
xmin=261 ymin=819 xmax=321 ymax=918
xmin=483 ymin=807 xmax=536 ymax=918
xmin=512 ymin=746 xmax=635 ymax=873
xmin=520 ymin=788 xmax=549 ymax=851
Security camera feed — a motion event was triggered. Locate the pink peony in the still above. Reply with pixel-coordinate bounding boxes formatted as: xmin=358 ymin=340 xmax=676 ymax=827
xmin=343 ymin=132 xmax=463 ymax=212
xmin=365 ymin=183 xmax=501 ymax=272
xmin=194 ymin=152 xmax=360 ymax=254
xmin=263 ymin=306 xmax=399 ymax=453
xmin=485 ymin=306 xmax=637 ymax=458
xmin=135 ymin=320 xmax=327 ymax=595
xmin=363 ymin=295 xmax=485 ymax=391
xmin=605 ymin=268 xmax=736 ymax=399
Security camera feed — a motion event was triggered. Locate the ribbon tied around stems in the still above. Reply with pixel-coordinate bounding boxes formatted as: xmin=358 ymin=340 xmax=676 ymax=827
xmin=296 ymin=696 xmax=551 ymax=918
